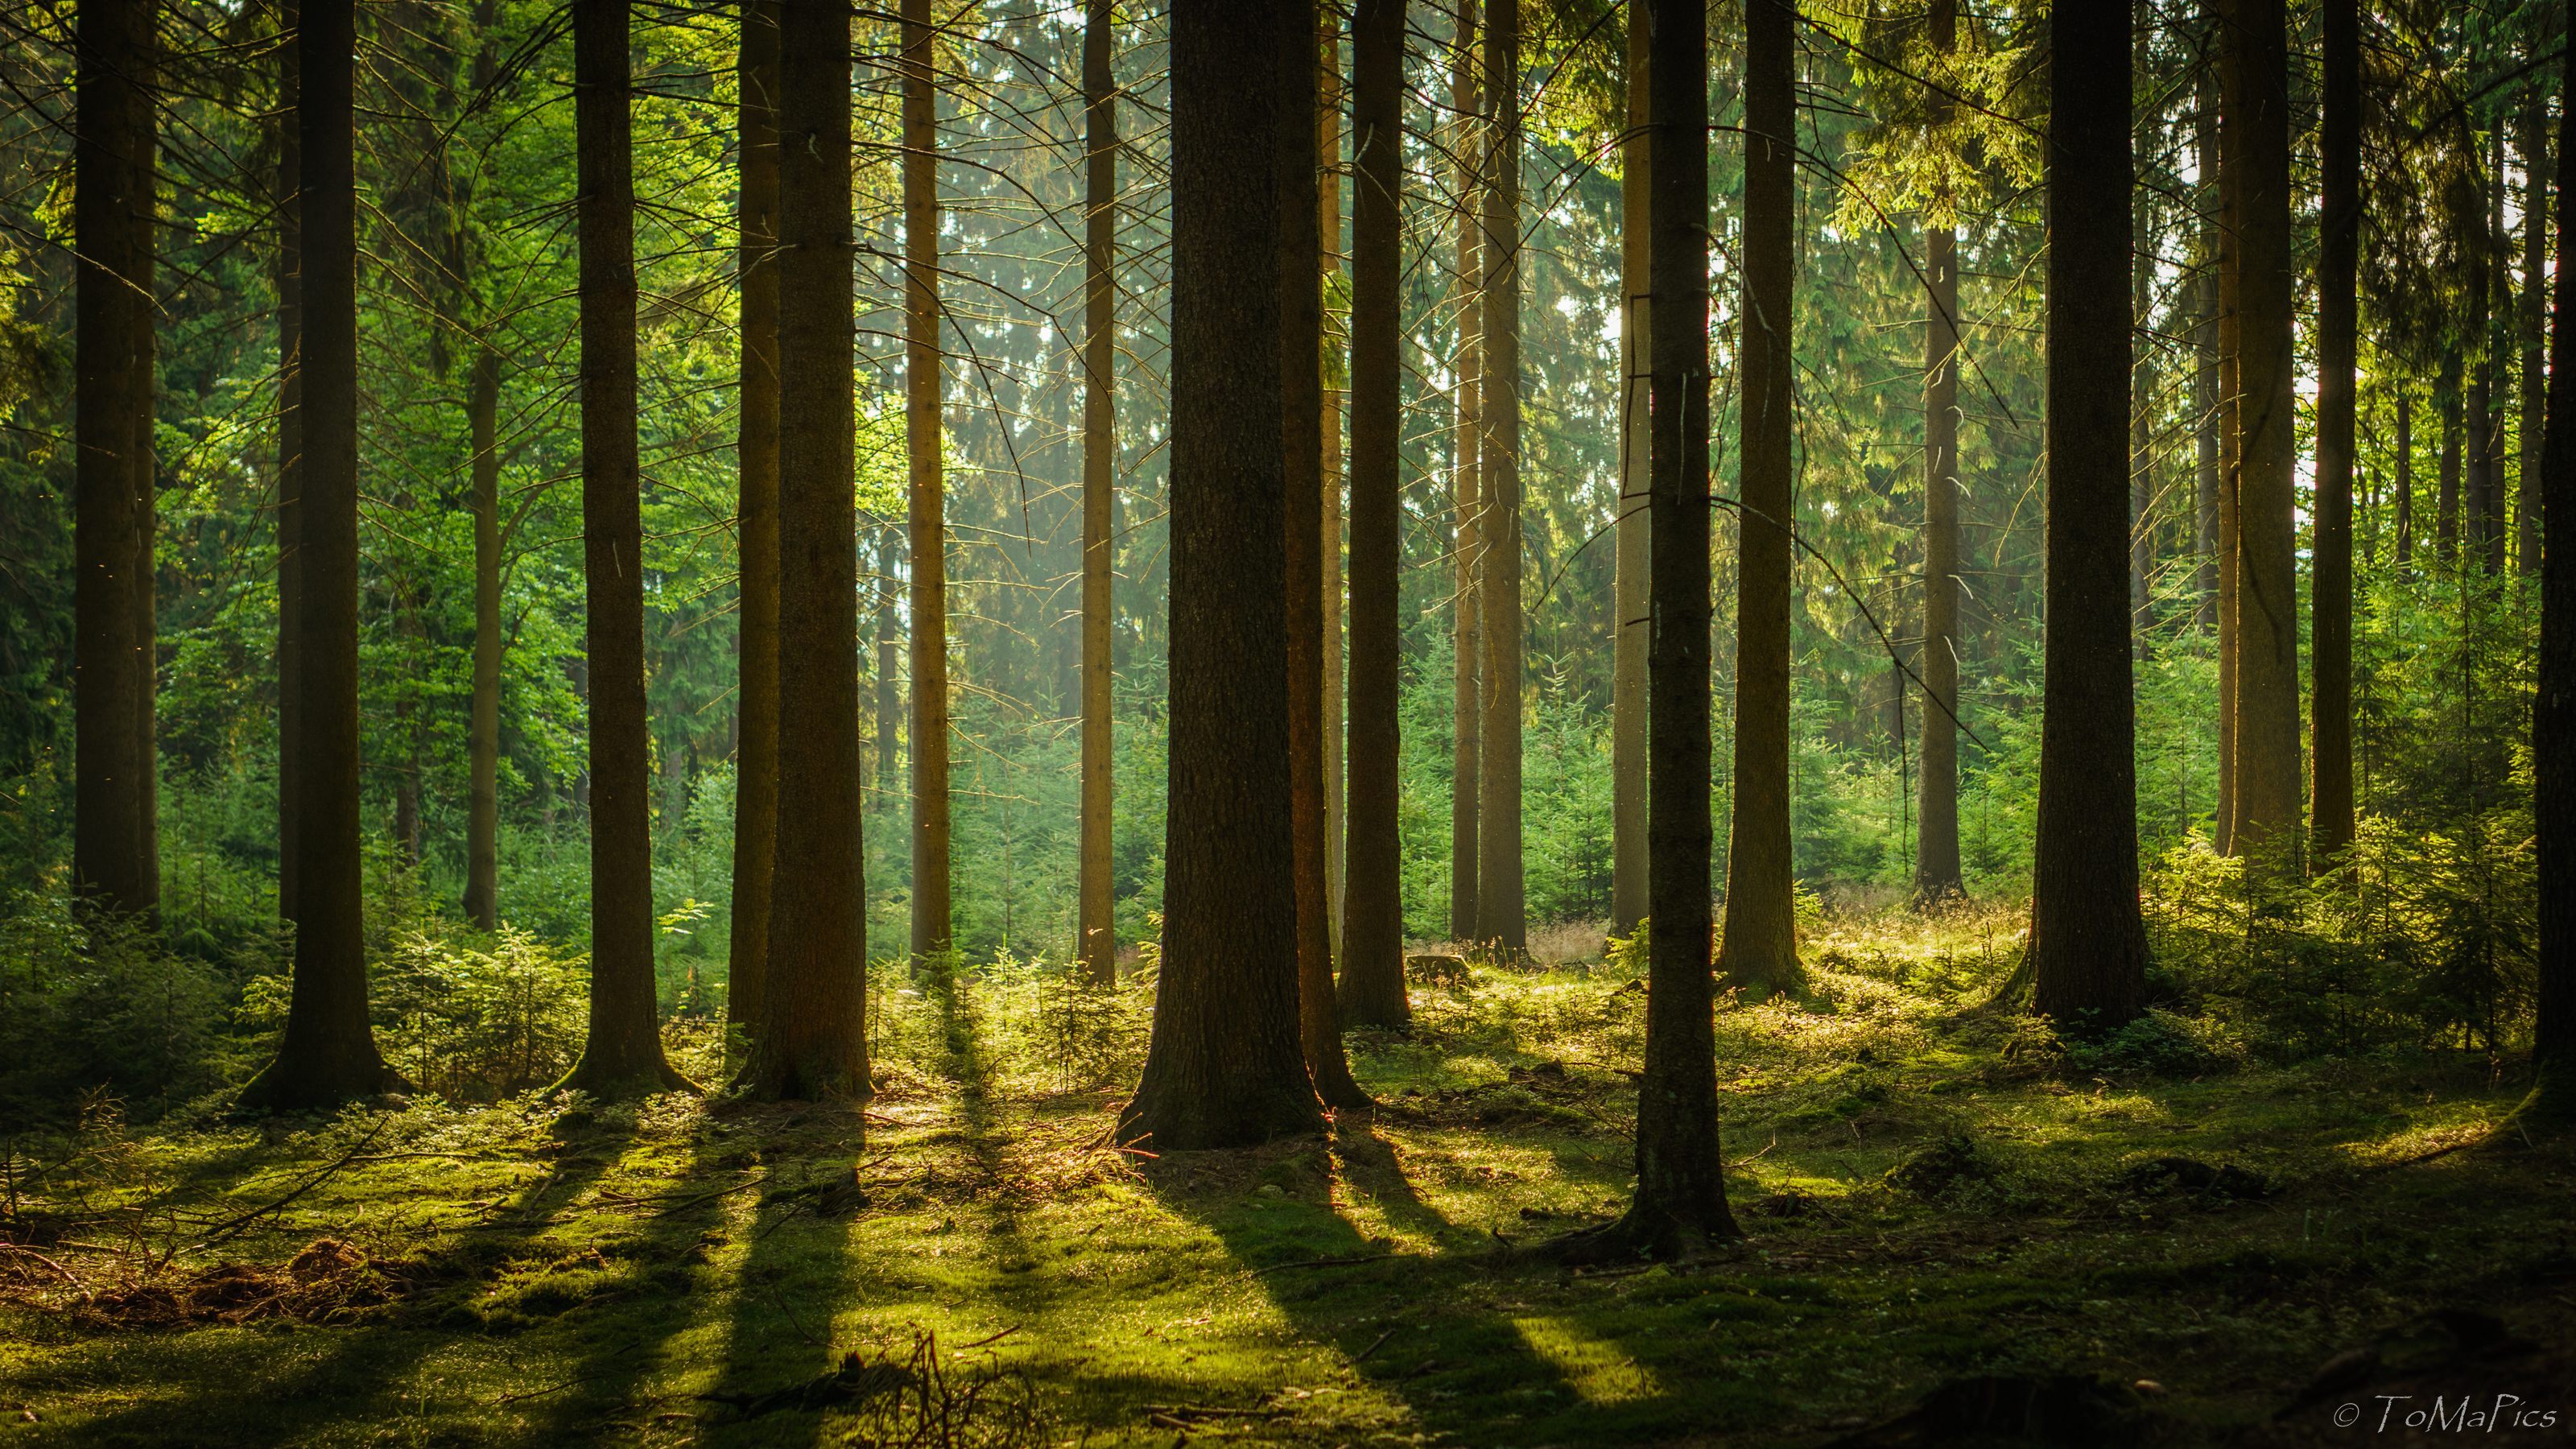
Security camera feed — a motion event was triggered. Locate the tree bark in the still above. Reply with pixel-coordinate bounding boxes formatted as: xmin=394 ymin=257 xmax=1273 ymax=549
xmin=1077 ymin=0 xmax=1118 ymax=987
xmin=1913 ymin=0 xmax=1963 ymax=908
xmin=2438 ymin=348 xmax=2462 ymax=562
xmin=74 ymin=0 xmax=159 ymax=926
xmin=729 ymin=0 xmax=781 ymax=1032
xmin=1720 ymin=0 xmax=1802 ymax=998
xmin=877 ymin=526 xmax=901 ymax=790
xmin=2522 ymin=82 xmax=2552 ymax=580
xmin=2230 ymin=0 xmax=2301 ymax=865
xmin=1474 ymin=0 xmax=1523 ymax=951
xmin=741 ymin=0 xmax=869 ymax=1100
xmin=1281 ymin=0 xmax=1367 ymax=1109
xmin=558 ymin=0 xmax=687 ymax=1099
xmin=1447 ymin=0 xmax=1480 ymax=943
xmin=2310 ymin=0 xmax=2357 ymax=864
xmin=2525 ymin=48 xmax=2576 ymax=1125
xmin=1319 ymin=28 xmax=1348 ymax=963
xmin=1338 ymin=0 xmax=1407 ymax=1031
xmin=2028 ymin=0 xmax=2149 ymax=1041
xmin=2130 ymin=203 xmax=2156 ymax=657
xmin=275 ymin=0 xmax=302 ymax=928
xmin=2193 ymin=53 xmax=2219 ymax=630
xmin=1563 ymin=0 xmax=1741 ymax=1261
xmin=2396 ymin=388 xmax=2416 ymax=567
xmin=1608 ymin=3 xmax=1649 ymax=937
xmin=906 ymin=0 xmax=953 ymax=967
xmin=1120 ymin=0 xmax=1325 ymax=1153
xmin=465 ymin=343 xmax=502 ymax=931
xmin=239 ymin=0 xmax=407 ymax=1108
xmin=2215 ymin=0 xmax=2240 ymax=851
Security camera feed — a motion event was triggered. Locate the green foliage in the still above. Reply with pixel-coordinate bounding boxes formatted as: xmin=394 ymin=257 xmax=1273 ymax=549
xmin=0 ymin=893 xmax=237 ymax=1128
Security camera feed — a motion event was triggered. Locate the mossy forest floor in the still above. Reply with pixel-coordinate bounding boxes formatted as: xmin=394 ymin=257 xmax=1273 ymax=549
xmin=4 ymin=907 xmax=2573 ymax=1447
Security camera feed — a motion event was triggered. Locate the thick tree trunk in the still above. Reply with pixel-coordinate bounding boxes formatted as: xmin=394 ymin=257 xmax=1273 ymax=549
xmin=559 ymin=0 xmax=687 ymax=1099
xmin=276 ymin=0 xmax=302 ymax=928
xmin=1719 ymin=0 xmax=1802 ymax=997
xmin=1337 ymin=0 xmax=1407 ymax=1030
xmin=2029 ymin=0 xmax=2149 ymax=1040
xmin=1563 ymin=0 xmax=1741 ymax=1261
xmin=239 ymin=0 xmax=407 ymax=1108
xmin=1608 ymin=4 xmax=1649 ymax=936
xmin=906 ymin=0 xmax=954 ymax=966
xmin=1319 ymin=32 xmax=1347 ymax=960
xmin=74 ymin=0 xmax=158 ymax=925
xmin=729 ymin=0 xmax=781 ymax=1031
xmin=1447 ymin=0 xmax=1481 ymax=943
xmin=2231 ymin=0 xmax=2301 ymax=864
xmin=1118 ymin=0 xmax=1325 ymax=1152
xmin=1474 ymin=0 xmax=1524 ymax=951
xmin=2525 ymin=52 xmax=2576 ymax=1124
xmin=1077 ymin=0 xmax=1118 ymax=988
xmin=1913 ymin=0 xmax=1963 ymax=909
xmin=1281 ymin=0 xmax=1367 ymax=1108
xmin=2194 ymin=57 xmax=2219 ymax=629
xmin=2215 ymin=0 xmax=2240 ymax=851
xmin=2310 ymin=0 xmax=2357 ymax=864
xmin=2130 ymin=205 xmax=2156 ymax=657
xmin=742 ymin=0 xmax=868 ymax=1100
xmin=465 ymin=345 xmax=502 ymax=931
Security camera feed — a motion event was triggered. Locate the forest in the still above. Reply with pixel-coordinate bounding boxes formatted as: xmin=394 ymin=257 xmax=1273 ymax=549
xmin=1 ymin=0 xmax=2573 ymax=1443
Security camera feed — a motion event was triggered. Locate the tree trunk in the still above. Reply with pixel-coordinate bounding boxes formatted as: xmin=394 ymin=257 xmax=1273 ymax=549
xmin=2468 ymin=253 xmax=2497 ymax=572
xmin=393 ymin=580 xmax=422 ymax=871
xmin=558 ymin=0 xmax=687 ymax=1099
xmin=2215 ymin=0 xmax=2240 ymax=852
xmin=1077 ymin=0 xmax=1118 ymax=988
xmin=2524 ymin=49 xmax=2576 ymax=1125
xmin=1474 ymin=0 xmax=1524 ymax=951
xmin=729 ymin=0 xmax=781 ymax=1032
xmin=2028 ymin=0 xmax=2149 ymax=1041
xmin=1337 ymin=0 xmax=1407 ymax=1030
xmin=877 ymin=526 xmax=901 ymax=791
xmin=1563 ymin=0 xmax=1741 ymax=1261
xmin=906 ymin=0 xmax=953 ymax=967
xmin=73 ymin=0 xmax=158 ymax=926
xmin=1913 ymin=0 xmax=1963 ymax=908
xmin=276 ymin=0 xmax=302 ymax=928
xmin=465 ymin=344 xmax=502 ymax=931
xmin=2130 ymin=204 xmax=2156 ymax=658
xmin=1609 ymin=2 xmax=1649 ymax=936
xmin=2230 ymin=0 xmax=2301 ymax=864
xmin=1447 ymin=0 xmax=1480 ymax=944
xmin=2194 ymin=54 xmax=2219 ymax=630
xmin=742 ymin=0 xmax=869 ymax=1100
xmin=1117 ymin=0 xmax=1325 ymax=1153
xmin=2438 ymin=348 xmax=2462 ymax=562
xmin=239 ymin=0 xmax=407 ymax=1108
xmin=2523 ymin=83 xmax=2552 ymax=580
xmin=2310 ymin=0 xmax=2357 ymax=864
xmin=1719 ymin=0 xmax=1801 ymax=998
xmin=2397 ymin=388 xmax=2416 ymax=566
xmin=1319 ymin=31 xmax=1348 ymax=962
xmin=1281 ymin=0 xmax=1367 ymax=1108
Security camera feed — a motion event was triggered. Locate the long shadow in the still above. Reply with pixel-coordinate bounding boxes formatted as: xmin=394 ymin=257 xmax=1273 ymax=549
xmin=695 ymin=1103 xmax=868 ymax=1448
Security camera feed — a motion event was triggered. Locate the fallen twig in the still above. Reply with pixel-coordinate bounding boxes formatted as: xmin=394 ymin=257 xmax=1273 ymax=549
xmin=0 ymin=1243 xmax=76 ymax=1284
xmin=957 ymin=1323 xmax=1021 ymax=1349
xmin=1349 ymin=1327 xmax=1398 ymax=1364
xmin=1251 ymin=1252 xmax=1394 ymax=1275
xmin=188 ymin=1119 xmax=390 ymax=1256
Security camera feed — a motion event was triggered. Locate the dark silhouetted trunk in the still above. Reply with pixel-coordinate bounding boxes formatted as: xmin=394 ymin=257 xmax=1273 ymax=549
xmin=729 ymin=0 xmax=780 ymax=1032
xmin=2215 ymin=0 xmax=2240 ymax=850
xmin=1337 ymin=0 xmax=1407 ymax=1030
xmin=1913 ymin=0 xmax=1963 ymax=908
xmin=1720 ymin=0 xmax=1801 ymax=997
xmin=559 ymin=0 xmax=687 ymax=1098
xmin=1117 ymin=0 xmax=1325 ymax=1153
xmin=1609 ymin=0 xmax=1649 ymax=935
xmin=2438 ymin=347 xmax=2462 ymax=561
xmin=465 ymin=343 xmax=501 ymax=931
xmin=2522 ymin=85 xmax=2552 ymax=579
xmin=2194 ymin=54 xmax=2219 ymax=627
xmin=74 ymin=0 xmax=158 ymax=924
xmin=2310 ymin=0 xmax=2356 ymax=863
xmin=906 ymin=0 xmax=953 ymax=966
xmin=2231 ymin=0 xmax=2301 ymax=863
xmin=741 ymin=0 xmax=868 ymax=1100
xmin=276 ymin=0 xmax=302 ymax=927
xmin=1447 ymin=0 xmax=1480 ymax=943
xmin=1474 ymin=0 xmax=1523 ymax=949
xmin=2526 ymin=53 xmax=2576 ymax=1123
xmin=1077 ymin=0 xmax=1117 ymax=986
xmin=2029 ymin=0 xmax=2149 ymax=1039
xmin=239 ymin=0 xmax=407 ymax=1107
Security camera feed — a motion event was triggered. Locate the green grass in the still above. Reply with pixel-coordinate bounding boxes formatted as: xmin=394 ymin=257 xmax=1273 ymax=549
xmin=4 ymin=907 xmax=2572 ymax=1446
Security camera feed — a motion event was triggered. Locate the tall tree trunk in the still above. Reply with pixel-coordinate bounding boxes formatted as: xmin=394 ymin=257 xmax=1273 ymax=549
xmin=2129 ymin=204 xmax=2156 ymax=657
xmin=2397 ymin=388 xmax=2416 ymax=566
xmin=559 ymin=0 xmax=687 ymax=1098
xmin=744 ymin=0 xmax=869 ymax=1100
xmin=1474 ymin=0 xmax=1524 ymax=950
xmin=2310 ymin=0 xmax=2357 ymax=863
xmin=240 ymin=0 xmax=407 ymax=1107
xmin=877 ymin=526 xmax=901 ymax=790
xmin=1338 ymin=0 xmax=1406 ymax=1030
xmin=2230 ymin=0 xmax=2301 ymax=863
xmin=1609 ymin=2 xmax=1649 ymax=936
xmin=1117 ymin=0 xmax=1325 ymax=1153
xmin=2525 ymin=48 xmax=2576 ymax=1124
xmin=2215 ymin=0 xmax=2240 ymax=851
xmin=393 ymin=584 xmax=422 ymax=870
xmin=2523 ymin=83 xmax=2553 ymax=580
xmin=1720 ymin=0 xmax=1802 ymax=997
xmin=1076 ymin=0 xmax=1118 ymax=987
xmin=464 ymin=343 xmax=502 ymax=930
xmin=1913 ymin=0 xmax=1963 ymax=908
xmin=2194 ymin=55 xmax=2219 ymax=630
xmin=729 ymin=0 xmax=781 ymax=1031
xmin=2468 ymin=252 xmax=2497 ymax=572
xmin=74 ymin=0 xmax=158 ymax=925
xmin=2029 ymin=0 xmax=2149 ymax=1039
xmin=1319 ymin=29 xmax=1348 ymax=960
xmin=1562 ymin=0 xmax=1741 ymax=1261
xmin=275 ymin=0 xmax=302 ymax=927
xmin=906 ymin=0 xmax=954 ymax=966
xmin=2438 ymin=348 xmax=2462 ymax=562
xmin=1281 ymin=0 xmax=1366 ymax=1108
xmin=1447 ymin=0 xmax=1480 ymax=943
